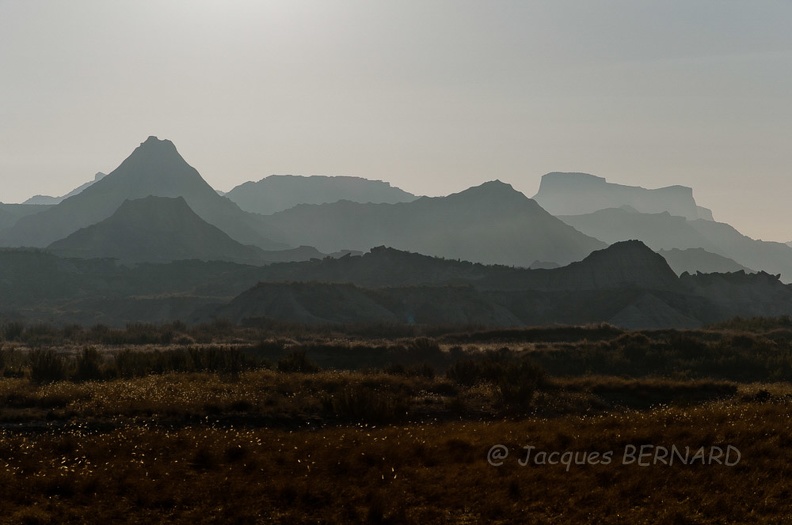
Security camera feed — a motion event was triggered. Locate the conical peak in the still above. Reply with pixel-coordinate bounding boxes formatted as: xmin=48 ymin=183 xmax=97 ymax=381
xmin=119 ymin=136 xmax=192 ymax=176
xmin=138 ymin=136 xmax=178 ymax=153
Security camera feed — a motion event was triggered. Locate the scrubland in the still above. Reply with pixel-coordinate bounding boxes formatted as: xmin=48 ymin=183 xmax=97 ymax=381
xmin=0 ymin=319 xmax=790 ymax=524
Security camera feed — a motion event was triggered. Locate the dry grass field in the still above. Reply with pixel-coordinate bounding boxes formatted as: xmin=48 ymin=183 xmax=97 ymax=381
xmin=0 ymin=320 xmax=790 ymax=524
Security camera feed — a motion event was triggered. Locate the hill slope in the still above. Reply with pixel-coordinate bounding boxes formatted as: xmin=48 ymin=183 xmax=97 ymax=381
xmin=230 ymin=241 xmax=681 ymax=293
xmin=257 ymin=180 xmax=605 ymax=267
xmin=226 ymin=175 xmax=417 ymax=215
xmin=212 ymin=241 xmax=694 ymax=328
xmin=534 ymin=172 xmax=713 ymax=220
xmin=559 ymin=208 xmax=792 ymax=282
xmin=48 ymin=196 xmax=270 ymax=265
xmin=4 ymin=241 xmax=792 ymax=329
xmin=0 ymin=137 xmax=282 ymax=249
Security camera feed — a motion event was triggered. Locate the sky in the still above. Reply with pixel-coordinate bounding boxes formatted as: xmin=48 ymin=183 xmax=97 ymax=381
xmin=1 ymin=0 xmax=791 ymax=241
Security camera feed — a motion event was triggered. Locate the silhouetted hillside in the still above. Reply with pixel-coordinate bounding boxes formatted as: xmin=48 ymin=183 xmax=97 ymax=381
xmin=681 ymin=271 xmax=792 ymax=321
xmin=210 ymin=242 xmax=706 ymax=329
xmin=255 ymin=241 xmax=680 ymax=293
xmin=688 ymin=219 xmax=792 ymax=281
xmin=0 ymin=137 xmax=282 ymax=249
xmin=47 ymin=196 xmax=271 ymax=265
xmin=560 ymin=208 xmax=792 ymax=282
xmin=214 ymin=283 xmax=522 ymax=327
xmin=536 ymin=240 xmax=681 ymax=291
xmin=4 ymin=241 xmax=792 ymax=329
xmin=216 ymin=282 xmax=400 ymax=325
xmin=24 ymin=172 xmax=107 ymax=205
xmin=658 ymin=248 xmax=753 ymax=276
xmin=226 ymin=175 xmax=417 ymax=215
xmin=257 ymin=180 xmax=605 ymax=267
xmin=534 ymin=172 xmax=713 ymax=220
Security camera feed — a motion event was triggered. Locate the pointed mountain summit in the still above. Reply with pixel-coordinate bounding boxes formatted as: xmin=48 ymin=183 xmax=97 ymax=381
xmin=48 ymin=196 xmax=269 ymax=265
xmin=257 ymin=180 xmax=605 ymax=267
xmin=226 ymin=174 xmax=417 ymax=215
xmin=0 ymin=137 xmax=282 ymax=249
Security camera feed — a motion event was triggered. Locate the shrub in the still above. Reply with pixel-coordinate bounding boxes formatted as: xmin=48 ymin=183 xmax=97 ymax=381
xmin=2 ymin=321 xmax=24 ymax=342
xmin=277 ymin=351 xmax=319 ymax=374
xmin=323 ymin=384 xmax=408 ymax=423
xmin=74 ymin=347 xmax=104 ymax=382
xmin=29 ymin=349 xmax=67 ymax=384
xmin=21 ymin=324 xmax=59 ymax=346
xmin=495 ymin=359 xmax=545 ymax=411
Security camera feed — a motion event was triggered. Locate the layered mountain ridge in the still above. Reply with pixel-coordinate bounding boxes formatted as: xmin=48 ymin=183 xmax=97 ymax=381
xmin=559 ymin=208 xmax=792 ymax=282
xmin=256 ymin=180 xmax=606 ymax=267
xmin=225 ymin=175 xmax=417 ymax=215
xmin=3 ymin=136 xmax=792 ymax=330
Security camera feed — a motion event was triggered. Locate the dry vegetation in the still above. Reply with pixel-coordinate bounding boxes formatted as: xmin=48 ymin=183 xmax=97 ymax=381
xmin=0 ymin=318 xmax=790 ymax=523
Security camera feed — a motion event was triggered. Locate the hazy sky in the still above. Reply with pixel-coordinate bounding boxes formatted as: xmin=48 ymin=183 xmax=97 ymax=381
xmin=2 ymin=1 xmax=791 ymax=240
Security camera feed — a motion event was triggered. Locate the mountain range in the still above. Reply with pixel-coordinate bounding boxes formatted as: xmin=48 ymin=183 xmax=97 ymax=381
xmin=4 ymin=241 xmax=790 ymax=330
xmin=2 ymin=136 xmax=792 ymax=330
xmin=254 ymin=180 xmax=606 ymax=267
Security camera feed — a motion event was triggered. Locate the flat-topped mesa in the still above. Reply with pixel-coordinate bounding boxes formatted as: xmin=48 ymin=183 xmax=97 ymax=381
xmin=533 ymin=172 xmax=713 ymax=221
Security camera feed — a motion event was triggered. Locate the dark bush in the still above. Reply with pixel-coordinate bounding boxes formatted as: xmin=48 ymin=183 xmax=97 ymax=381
xmin=74 ymin=347 xmax=104 ymax=382
xmin=2 ymin=322 xmax=24 ymax=342
xmin=29 ymin=349 xmax=67 ymax=384
xmin=277 ymin=351 xmax=319 ymax=374
xmin=324 ymin=384 xmax=408 ymax=423
xmin=495 ymin=359 xmax=545 ymax=411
